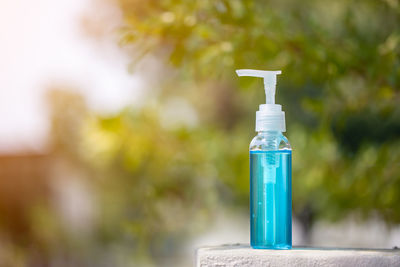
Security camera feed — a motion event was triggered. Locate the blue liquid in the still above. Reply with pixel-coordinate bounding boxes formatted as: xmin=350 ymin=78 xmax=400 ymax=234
xmin=250 ymin=150 xmax=292 ymax=249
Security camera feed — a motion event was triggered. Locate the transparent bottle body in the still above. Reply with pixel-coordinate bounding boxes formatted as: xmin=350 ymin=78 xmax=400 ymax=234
xmin=249 ymin=131 xmax=292 ymax=249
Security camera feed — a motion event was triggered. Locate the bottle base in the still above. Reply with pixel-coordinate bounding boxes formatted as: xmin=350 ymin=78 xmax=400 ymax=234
xmin=251 ymin=244 xmax=292 ymax=250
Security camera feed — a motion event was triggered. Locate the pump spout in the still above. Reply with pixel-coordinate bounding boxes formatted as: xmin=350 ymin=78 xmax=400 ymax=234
xmin=236 ymin=69 xmax=281 ymax=105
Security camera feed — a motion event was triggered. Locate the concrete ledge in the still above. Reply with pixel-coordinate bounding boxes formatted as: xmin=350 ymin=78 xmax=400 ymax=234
xmin=196 ymin=244 xmax=400 ymax=267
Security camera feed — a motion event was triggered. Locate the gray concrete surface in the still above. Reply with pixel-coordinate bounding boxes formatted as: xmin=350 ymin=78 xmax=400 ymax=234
xmin=196 ymin=244 xmax=400 ymax=267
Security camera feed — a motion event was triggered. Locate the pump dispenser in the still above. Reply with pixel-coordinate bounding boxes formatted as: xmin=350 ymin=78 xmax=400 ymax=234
xmin=236 ymin=69 xmax=285 ymax=132
xmin=236 ymin=69 xmax=292 ymax=250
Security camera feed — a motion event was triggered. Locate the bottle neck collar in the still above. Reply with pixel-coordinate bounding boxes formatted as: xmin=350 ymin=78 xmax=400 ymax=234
xmin=257 ymin=131 xmax=282 ymax=135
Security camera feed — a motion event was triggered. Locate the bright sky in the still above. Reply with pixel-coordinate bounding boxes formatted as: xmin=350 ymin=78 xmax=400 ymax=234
xmin=0 ymin=0 xmax=143 ymax=153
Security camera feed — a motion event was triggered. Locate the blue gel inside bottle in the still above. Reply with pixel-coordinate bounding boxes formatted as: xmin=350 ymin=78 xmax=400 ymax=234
xmin=250 ymin=150 xmax=292 ymax=249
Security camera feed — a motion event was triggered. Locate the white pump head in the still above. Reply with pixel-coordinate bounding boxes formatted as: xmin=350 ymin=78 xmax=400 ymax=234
xmin=236 ymin=69 xmax=281 ymax=104
xmin=236 ymin=69 xmax=285 ymax=132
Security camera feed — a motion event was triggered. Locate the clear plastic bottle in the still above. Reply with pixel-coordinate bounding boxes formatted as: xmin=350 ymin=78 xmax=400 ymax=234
xmin=250 ymin=131 xmax=292 ymax=249
xmin=236 ymin=69 xmax=292 ymax=249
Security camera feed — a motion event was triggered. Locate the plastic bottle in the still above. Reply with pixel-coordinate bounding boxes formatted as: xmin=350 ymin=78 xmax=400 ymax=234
xmin=236 ymin=69 xmax=292 ymax=249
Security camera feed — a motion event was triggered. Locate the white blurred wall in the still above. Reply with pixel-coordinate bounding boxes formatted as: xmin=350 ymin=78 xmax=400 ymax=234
xmin=0 ymin=0 xmax=143 ymax=153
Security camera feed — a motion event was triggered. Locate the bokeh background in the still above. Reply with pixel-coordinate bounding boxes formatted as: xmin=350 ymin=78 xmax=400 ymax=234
xmin=1 ymin=0 xmax=400 ymax=266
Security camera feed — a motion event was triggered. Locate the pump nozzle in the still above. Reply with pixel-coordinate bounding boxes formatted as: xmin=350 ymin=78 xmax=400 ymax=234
xmin=236 ymin=69 xmax=281 ymax=104
xmin=236 ymin=69 xmax=285 ymax=132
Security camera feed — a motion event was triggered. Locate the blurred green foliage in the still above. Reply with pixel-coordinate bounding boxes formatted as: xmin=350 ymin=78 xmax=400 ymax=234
xmin=118 ymin=1 xmax=399 ymax=212
xmin=114 ymin=0 xmax=400 ymax=230
xmin=83 ymin=109 xmax=220 ymax=262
